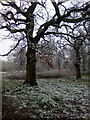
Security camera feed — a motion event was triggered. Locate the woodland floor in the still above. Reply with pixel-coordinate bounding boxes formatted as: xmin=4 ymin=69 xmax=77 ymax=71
xmin=1 ymin=76 xmax=90 ymax=120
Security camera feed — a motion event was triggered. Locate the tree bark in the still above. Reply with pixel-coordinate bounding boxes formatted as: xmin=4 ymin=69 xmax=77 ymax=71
xmin=74 ymin=50 xmax=81 ymax=79
xmin=24 ymin=48 xmax=38 ymax=86
xmin=74 ymin=63 xmax=81 ymax=79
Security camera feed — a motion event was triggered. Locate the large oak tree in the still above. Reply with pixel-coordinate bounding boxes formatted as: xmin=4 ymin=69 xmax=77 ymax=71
xmin=0 ymin=0 xmax=90 ymax=85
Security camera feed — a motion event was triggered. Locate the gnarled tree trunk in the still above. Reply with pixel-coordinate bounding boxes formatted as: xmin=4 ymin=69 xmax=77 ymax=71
xmin=24 ymin=48 xmax=38 ymax=86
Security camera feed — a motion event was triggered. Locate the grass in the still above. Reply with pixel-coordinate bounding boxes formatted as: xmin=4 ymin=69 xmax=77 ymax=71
xmin=2 ymin=77 xmax=90 ymax=120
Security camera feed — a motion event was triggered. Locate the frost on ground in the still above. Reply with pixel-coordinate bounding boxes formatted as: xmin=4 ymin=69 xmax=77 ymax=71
xmin=2 ymin=78 xmax=89 ymax=119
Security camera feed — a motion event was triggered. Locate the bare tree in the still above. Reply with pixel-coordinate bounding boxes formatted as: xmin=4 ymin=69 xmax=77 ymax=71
xmin=0 ymin=0 xmax=90 ymax=85
xmin=54 ymin=21 xmax=90 ymax=78
xmin=11 ymin=46 xmax=26 ymax=70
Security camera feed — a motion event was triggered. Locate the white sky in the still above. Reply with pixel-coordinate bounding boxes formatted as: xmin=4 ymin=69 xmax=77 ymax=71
xmin=0 ymin=39 xmax=13 ymax=61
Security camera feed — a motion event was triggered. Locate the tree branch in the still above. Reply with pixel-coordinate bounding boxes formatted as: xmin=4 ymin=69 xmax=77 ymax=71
xmin=63 ymin=16 xmax=90 ymax=23
xmin=26 ymin=2 xmax=38 ymax=15
xmin=51 ymin=1 xmax=60 ymax=18
xmin=44 ymin=31 xmax=75 ymax=38
xmin=0 ymin=24 xmax=25 ymax=33
xmin=63 ymin=3 xmax=90 ymax=18
xmin=6 ymin=2 xmax=27 ymax=17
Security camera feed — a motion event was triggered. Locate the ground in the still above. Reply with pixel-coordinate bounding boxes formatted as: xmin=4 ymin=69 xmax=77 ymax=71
xmin=2 ymin=77 xmax=90 ymax=120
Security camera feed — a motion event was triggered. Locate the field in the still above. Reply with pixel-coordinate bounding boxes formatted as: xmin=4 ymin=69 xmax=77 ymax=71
xmin=2 ymin=77 xmax=89 ymax=120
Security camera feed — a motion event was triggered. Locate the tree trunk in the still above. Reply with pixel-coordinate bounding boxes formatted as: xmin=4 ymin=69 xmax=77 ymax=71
xmin=24 ymin=48 xmax=38 ymax=86
xmin=74 ymin=50 xmax=81 ymax=79
xmin=74 ymin=63 xmax=81 ymax=79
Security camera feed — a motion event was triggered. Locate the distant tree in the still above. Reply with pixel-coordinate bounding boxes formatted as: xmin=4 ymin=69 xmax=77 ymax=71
xmin=80 ymin=45 xmax=87 ymax=72
xmin=12 ymin=47 xmax=26 ymax=70
xmin=0 ymin=0 xmax=90 ymax=85
xmin=86 ymin=21 xmax=90 ymax=74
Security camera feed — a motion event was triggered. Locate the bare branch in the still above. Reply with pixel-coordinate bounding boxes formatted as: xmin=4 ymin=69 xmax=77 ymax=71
xmin=51 ymin=1 xmax=60 ymax=18
xmin=0 ymin=24 xmax=25 ymax=33
xmin=63 ymin=16 xmax=90 ymax=23
xmin=63 ymin=3 xmax=90 ymax=18
xmin=26 ymin=2 xmax=38 ymax=15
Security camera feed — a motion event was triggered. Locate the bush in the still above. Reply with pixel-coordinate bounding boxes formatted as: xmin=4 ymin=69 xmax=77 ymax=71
xmin=36 ymin=69 xmax=65 ymax=78
xmin=3 ymin=71 xmax=25 ymax=80
xmin=2 ymin=61 xmax=18 ymax=72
